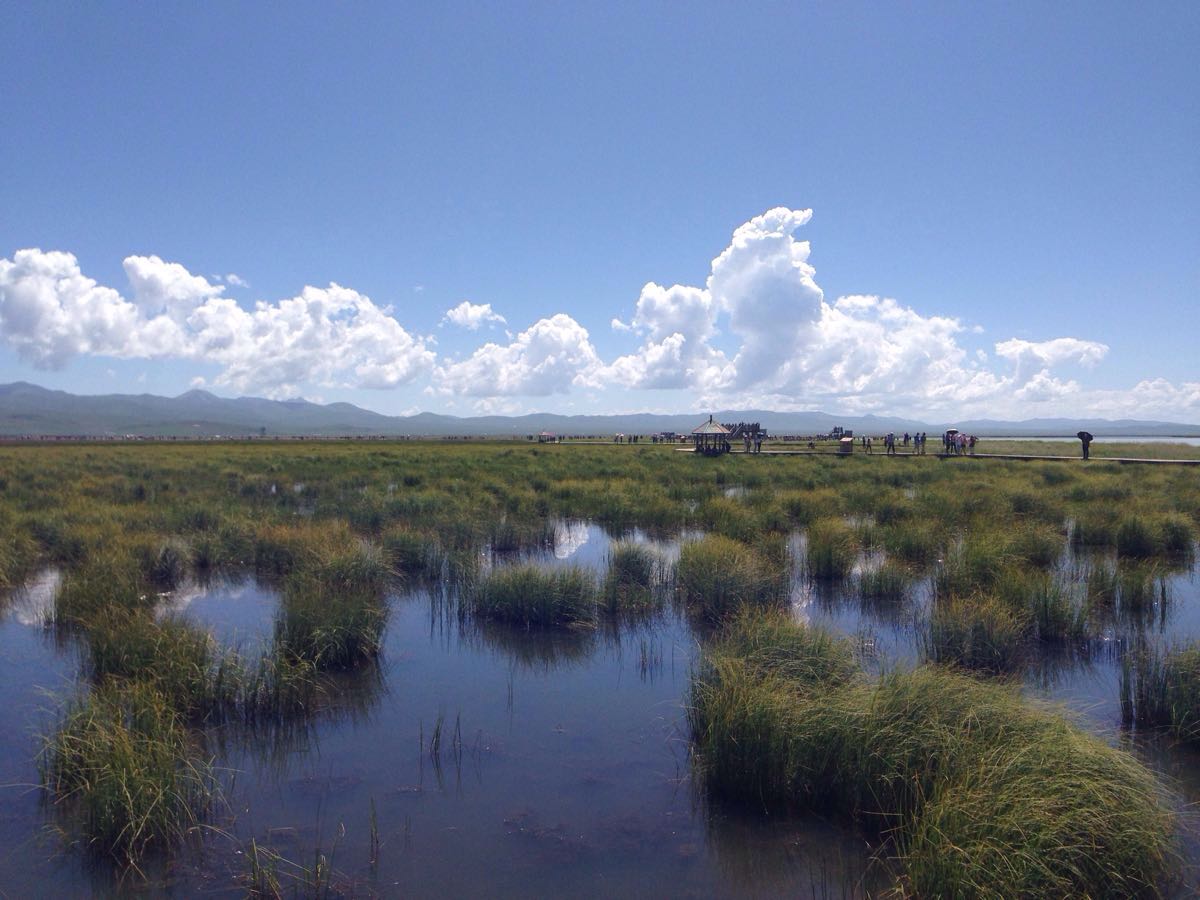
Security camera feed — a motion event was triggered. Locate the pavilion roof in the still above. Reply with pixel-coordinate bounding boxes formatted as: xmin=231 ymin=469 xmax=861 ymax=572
xmin=692 ymin=417 xmax=731 ymax=435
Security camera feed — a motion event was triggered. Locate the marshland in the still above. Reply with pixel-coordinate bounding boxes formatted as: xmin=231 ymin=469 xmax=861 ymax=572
xmin=2 ymin=439 xmax=1200 ymax=896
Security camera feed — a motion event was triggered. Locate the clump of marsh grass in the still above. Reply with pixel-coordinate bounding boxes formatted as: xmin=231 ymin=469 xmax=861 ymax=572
xmin=83 ymin=610 xmax=239 ymax=721
xmin=1070 ymin=515 xmax=1116 ymax=550
xmin=237 ymin=653 xmax=320 ymax=727
xmin=879 ymin=520 xmax=940 ymax=568
xmin=381 ymin=525 xmax=440 ymax=578
xmin=900 ymin=689 xmax=1174 ymax=897
xmin=316 ymin=540 xmax=392 ymax=592
xmin=135 ymin=538 xmax=191 ymax=588
xmin=1006 ymin=523 xmax=1065 ymax=569
xmin=468 ymin=564 xmax=597 ymax=630
xmin=925 ymin=595 xmax=1028 ymax=672
xmin=1159 ymin=513 xmax=1196 ymax=560
xmin=856 ymin=560 xmax=909 ymax=602
xmin=676 ymin=535 xmax=783 ymax=621
xmin=805 ymin=519 xmax=856 ymax=580
xmin=935 ymin=534 xmax=1012 ymax=599
xmin=687 ymin=611 xmax=855 ymax=804
xmin=276 ymin=577 xmax=388 ymax=670
xmin=53 ymin=555 xmax=152 ymax=627
xmin=1085 ymin=559 xmax=1119 ymax=608
xmin=602 ymin=541 xmax=662 ymax=615
xmin=1116 ymin=563 xmax=1170 ymax=617
xmin=1022 ymin=573 xmax=1090 ymax=643
xmin=488 ymin=516 xmax=555 ymax=554
xmin=40 ymin=681 xmax=217 ymax=865
xmin=1116 ymin=515 xmax=1159 ymax=559
xmin=691 ymin=615 xmax=1175 ymax=897
xmin=0 ymin=512 xmax=38 ymax=589
xmin=1121 ymin=643 xmax=1200 ymax=743
xmin=709 ymin=607 xmax=857 ymax=686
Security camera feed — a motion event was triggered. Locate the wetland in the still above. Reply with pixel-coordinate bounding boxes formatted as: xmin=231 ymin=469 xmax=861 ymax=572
xmin=1 ymin=439 xmax=1199 ymax=896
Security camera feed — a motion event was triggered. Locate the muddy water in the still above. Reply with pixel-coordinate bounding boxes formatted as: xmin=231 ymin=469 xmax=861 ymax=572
xmin=3 ymin=519 xmax=1199 ymax=895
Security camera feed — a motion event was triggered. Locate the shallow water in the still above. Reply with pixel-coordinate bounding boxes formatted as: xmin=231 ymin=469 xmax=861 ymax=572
xmin=4 ymin=523 xmax=1200 ymax=895
xmin=0 ymin=573 xmax=84 ymax=894
xmin=0 ymin=526 xmax=883 ymax=897
xmin=157 ymin=575 xmax=281 ymax=652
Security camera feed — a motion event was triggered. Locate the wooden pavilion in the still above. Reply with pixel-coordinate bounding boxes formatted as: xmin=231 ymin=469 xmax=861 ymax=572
xmin=692 ymin=416 xmax=732 ymax=456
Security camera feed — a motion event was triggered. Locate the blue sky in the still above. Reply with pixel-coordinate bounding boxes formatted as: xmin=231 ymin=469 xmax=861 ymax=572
xmin=1 ymin=1 xmax=1197 ymax=421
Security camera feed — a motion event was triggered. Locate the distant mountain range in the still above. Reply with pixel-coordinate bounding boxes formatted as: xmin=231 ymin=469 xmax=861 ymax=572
xmin=0 ymin=381 xmax=1197 ymax=438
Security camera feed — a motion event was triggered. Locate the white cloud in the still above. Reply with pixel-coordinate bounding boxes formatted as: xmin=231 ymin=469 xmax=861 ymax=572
xmin=601 ymin=208 xmax=1145 ymax=420
xmin=0 ymin=249 xmax=161 ymax=367
xmin=2 ymin=214 xmax=1195 ymax=423
xmin=602 ymin=281 xmax=730 ymax=390
xmin=710 ymin=207 xmax=824 ymax=388
xmin=0 ymin=249 xmax=434 ymax=397
xmin=434 ymin=313 xmax=602 ymax=397
xmin=186 ymin=283 xmax=435 ymax=396
xmin=225 ymin=273 xmax=248 ymax=288
xmin=441 ymin=300 xmax=507 ymax=330
xmin=994 ymin=337 xmax=1108 ymax=387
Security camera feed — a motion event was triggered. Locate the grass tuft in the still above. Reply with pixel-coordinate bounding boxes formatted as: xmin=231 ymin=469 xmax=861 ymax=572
xmin=41 ymin=681 xmax=216 ymax=865
xmin=677 ymin=535 xmax=783 ymax=621
xmin=691 ymin=614 xmax=1175 ymax=897
xmin=468 ymin=564 xmax=597 ymax=629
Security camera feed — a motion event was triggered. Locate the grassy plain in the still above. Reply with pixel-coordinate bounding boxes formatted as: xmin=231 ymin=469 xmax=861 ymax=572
xmin=1 ymin=438 xmax=1198 ymax=890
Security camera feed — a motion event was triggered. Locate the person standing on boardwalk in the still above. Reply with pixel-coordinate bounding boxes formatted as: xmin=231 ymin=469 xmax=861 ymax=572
xmin=1077 ymin=431 xmax=1093 ymax=460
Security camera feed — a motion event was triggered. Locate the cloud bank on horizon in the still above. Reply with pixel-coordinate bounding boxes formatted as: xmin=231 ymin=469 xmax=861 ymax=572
xmin=1 ymin=208 xmax=1197 ymax=421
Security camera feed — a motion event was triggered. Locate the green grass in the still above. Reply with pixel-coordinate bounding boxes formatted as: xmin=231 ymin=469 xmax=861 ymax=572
xmin=691 ymin=612 xmax=1175 ymax=897
xmin=602 ymin=541 xmax=662 ymax=615
xmin=468 ymin=563 xmax=597 ymax=629
xmin=40 ymin=681 xmax=216 ymax=866
xmin=925 ymin=595 xmax=1028 ymax=672
xmin=1 ymin=439 xmax=1197 ymax=889
xmin=805 ymin=518 xmax=856 ymax=580
xmin=83 ymin=610 xmax=239 ymax=720
xmin=856 ymin=559 xmax=909 ymax=602
xmin=1121 ymin=643 xmax=1200 ymax=742
xmin=676 ymin=535 xmax=783 ymax=621
xmin=276 ymin=576 xmax=388 ymax=670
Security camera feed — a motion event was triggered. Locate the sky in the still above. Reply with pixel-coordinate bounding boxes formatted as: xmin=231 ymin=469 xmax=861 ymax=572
xmin=1 ymin=1 xmax=1197 ymax=422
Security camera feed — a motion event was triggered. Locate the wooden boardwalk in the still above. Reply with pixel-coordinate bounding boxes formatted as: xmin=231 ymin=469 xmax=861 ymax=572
xmin=673 ymin=447 xmax=1200 ymax=466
